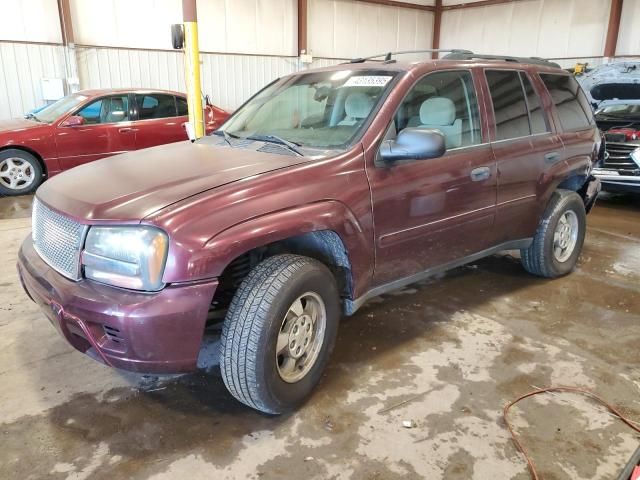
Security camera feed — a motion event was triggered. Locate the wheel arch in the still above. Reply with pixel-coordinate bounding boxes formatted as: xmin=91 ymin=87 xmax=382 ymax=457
xmin=201 ymin=201 xmax=374 ymax=314
xmin=0 ymin=145 xmax=48 ymax=177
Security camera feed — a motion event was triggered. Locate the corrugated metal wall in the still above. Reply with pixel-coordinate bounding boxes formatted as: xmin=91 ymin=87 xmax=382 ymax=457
xmin=618 ymin=0 xmax=640 ymax=55
xmin=2 ymin=0 xmax=640 ymax=120
xmin=308 ymin=0 xmax=433 ymax=60
xmin=70 ymin=0 xmax=297 ymax=55
xmin=0 ymin=42 xmax=67 ymax=119
xmin=75 ymin=47 xmax=341 ymax=112
xmin=0 ymin=0 xmax=62 ymax=43
xmin=439 ymin=0 xmax=612 ymax=59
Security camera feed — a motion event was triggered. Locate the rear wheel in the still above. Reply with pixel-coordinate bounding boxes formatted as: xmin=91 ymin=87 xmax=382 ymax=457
xmin=521 ymin=190 xmax=586 ymax=278
xmin=0 ymin=149 xmax=43 ymax=196
xmin=220 ymin=254 xmax=340 ymax=414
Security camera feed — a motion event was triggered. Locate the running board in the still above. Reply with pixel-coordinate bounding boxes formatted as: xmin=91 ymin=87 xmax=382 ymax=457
xmin=343 ymin=239 xmax=533 ymax=315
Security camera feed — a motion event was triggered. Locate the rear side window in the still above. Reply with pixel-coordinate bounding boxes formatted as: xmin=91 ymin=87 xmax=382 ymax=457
xmin=485 ymin=70 xmax=530 ymax=141
xmin=520 ymin=73 xmax=550 ymax=134
xmin=135 ymin=94 xmax=178 ymax=120
xmin=539 ymin=74 xmax=594 ymax=131
xmin=176 ymin=96 xmax=188 ymax=116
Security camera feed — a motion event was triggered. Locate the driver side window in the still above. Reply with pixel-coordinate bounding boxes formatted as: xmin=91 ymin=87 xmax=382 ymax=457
xmin=395 ymin=70 xmax=481 ymax=149
xmin=77 ymin=95 xmax=130 ymax=125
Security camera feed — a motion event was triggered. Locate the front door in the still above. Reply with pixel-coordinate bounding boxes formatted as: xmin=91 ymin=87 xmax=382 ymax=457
xmin=366 ymin=69 xmax=497 ymax=285
xmin=55 ymin=94 xmax=136 ymax=170
xmin=132 ymin=93 xmax=188 ymax=150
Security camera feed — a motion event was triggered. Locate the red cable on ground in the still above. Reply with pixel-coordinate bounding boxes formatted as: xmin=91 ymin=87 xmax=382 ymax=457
xmin=503 ymin=386 xmax=640 ymax=480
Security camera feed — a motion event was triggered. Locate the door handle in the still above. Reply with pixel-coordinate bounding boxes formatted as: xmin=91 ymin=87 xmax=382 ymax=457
xmin=470 ymin=166 xmax=491 ymax=182
xmin=119 ymin=127 xmax=137 ymax=133
xmin=544 ymin=151 xmax=561 ymax=164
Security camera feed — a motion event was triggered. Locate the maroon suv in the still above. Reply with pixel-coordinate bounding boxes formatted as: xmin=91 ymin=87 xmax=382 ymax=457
xmin=17 ymin=51 xmax=600 ymax=414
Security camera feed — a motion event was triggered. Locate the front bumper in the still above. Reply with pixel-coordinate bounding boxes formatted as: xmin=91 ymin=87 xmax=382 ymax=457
xmin=593 ymin=168 xmax=640 ymax=193
xmin=17 ymin=236 xmax=218 ymax=373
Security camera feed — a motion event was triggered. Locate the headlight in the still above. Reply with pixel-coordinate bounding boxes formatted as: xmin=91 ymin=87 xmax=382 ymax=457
xmin=82 ymin=226 xmax=169 ymax=291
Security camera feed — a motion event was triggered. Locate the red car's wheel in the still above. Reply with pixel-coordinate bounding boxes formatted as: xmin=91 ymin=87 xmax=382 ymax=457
xmin=0 ymin=149 xmax=43 ymax=196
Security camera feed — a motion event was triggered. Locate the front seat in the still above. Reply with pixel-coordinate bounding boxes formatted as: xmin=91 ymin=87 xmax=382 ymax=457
xmin=418 ymin=97 xmax=462 ymax=149
xmin=105 ymin=98 xmax=127 ymax=123
xmin=338 ymin=92 xmax=374 ymax=126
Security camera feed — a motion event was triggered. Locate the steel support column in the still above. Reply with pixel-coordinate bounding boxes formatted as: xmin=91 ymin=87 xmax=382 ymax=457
xmin=432 ymin=0 xmax=442 ymax=59
xmin=604 ymin=0 xmax=624 ymax=60
xmin=298 ymin=0 xmax=308 ymax=55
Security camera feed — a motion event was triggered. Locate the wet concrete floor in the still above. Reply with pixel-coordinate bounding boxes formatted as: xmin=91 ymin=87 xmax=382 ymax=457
xmin=0 ymin=193 xmax=639 ymax=479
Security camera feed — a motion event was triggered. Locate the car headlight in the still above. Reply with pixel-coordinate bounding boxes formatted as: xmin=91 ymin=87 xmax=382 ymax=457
xmin=81 ymin=226 xmax=169 ymax=291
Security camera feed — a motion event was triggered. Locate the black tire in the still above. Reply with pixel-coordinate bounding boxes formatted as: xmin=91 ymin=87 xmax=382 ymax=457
xmin=220 ymin=254 xmax=340 ymax=414
xmin=521 ymin=190 xmax=586 ymax=278
xmin=0 ymin=149 xmax=43 ymax=196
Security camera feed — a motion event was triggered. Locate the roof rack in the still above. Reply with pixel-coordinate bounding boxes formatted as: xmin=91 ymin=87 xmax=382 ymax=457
xmin=441 ymin=51 xmax=561 ymax=68
xmin=347 ymin=49 xmax=560 ymax=69
xmin=348 ymin=49 xmax=473 ymax=64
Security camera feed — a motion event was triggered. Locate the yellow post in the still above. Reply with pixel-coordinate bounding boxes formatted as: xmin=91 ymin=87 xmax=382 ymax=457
xmin=182 ymin=0 xmax=204 ymax=138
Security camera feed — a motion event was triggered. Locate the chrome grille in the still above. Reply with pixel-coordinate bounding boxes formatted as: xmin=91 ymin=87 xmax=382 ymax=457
xmin=603 ymin=142 xmax=640 ymax=175
xmin=32 ymin=198 xmax=88 ymax=280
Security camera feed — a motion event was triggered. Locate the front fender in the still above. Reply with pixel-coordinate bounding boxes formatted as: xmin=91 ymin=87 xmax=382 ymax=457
xmin=182 ymin=200 xmax=374 ymax=298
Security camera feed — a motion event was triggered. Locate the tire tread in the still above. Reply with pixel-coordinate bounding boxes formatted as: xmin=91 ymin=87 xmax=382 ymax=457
xmin=220 ymin=254 xmax=318 ymax=413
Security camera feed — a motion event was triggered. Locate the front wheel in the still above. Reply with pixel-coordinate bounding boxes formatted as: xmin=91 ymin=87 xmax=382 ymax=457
xmin=220 ymin=254 xmax=340 ymax=414
xmin=0 ymin=149 xmax=43 ymax=196
xmin=521 ymin=190 xmax=586 ymax=278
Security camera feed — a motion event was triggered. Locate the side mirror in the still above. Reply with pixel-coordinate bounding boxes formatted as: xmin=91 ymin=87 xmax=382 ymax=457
xmin=379 ymin=128 xmax=446 ymax=162
xmin=171 ymin=24 xmax=184 ymax=49
xmin=60 ymin=115 xmax=85 ymax=127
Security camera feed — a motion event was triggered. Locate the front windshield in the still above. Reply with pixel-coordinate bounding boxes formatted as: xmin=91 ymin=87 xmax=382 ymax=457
xmin=221 ymin=69 xmax=399 ymax=149
xmin=597 ymin=104 xmax=640 ymax=117
xmin=32 ymin=94 xmax=88 ymax=123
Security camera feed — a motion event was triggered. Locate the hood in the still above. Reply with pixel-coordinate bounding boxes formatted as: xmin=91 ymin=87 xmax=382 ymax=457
xmin=37 ymin=139 xmax=310 ymax=222
xmin=0 ymin=118 xmax=48 ymax=134
xmin=577 ymin=62 xmax=640 ymax=106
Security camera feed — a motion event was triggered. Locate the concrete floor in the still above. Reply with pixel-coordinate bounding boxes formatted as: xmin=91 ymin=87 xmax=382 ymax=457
xmin=1 ymin=193 xmax=639 ymax=480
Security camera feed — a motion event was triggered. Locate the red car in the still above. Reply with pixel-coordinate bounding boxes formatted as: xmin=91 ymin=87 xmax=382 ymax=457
xmin=0 ymin=89 xmax=229 ymax=196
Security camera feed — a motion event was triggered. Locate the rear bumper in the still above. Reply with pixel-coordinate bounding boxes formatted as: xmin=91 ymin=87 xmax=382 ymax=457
xmin=593 ymin=169 xmax=640 ymax=193
xmin=17 ymin=236 xmax=218 ymax=374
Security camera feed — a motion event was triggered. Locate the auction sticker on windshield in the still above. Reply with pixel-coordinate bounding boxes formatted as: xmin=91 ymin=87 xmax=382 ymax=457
xmin=344 ymin=76 xmax=393 ymax=87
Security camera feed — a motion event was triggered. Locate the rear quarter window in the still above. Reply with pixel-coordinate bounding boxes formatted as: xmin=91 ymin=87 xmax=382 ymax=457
xmin=539 ymin=73 xmax=594 ymax=132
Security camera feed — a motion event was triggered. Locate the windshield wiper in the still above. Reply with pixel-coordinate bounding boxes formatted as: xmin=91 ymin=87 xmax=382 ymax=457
xmin=214 ymin=129 xmax=241 ymax=147
xmin=24 ymin=113 xmax=41 ymax=122
xmin=248 ymin=134 xmax=304 ymax=156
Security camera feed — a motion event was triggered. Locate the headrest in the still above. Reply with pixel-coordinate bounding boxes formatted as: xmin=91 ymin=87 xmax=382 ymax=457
xmin=420 ymin=97 xmax=456 ymax=126
xmin=345 ymin=92 xmax=374 ymax=119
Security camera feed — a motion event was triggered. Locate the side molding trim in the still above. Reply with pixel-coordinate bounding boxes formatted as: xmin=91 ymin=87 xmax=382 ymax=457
xmin=344 ymin=238 xmax=533 ymax=315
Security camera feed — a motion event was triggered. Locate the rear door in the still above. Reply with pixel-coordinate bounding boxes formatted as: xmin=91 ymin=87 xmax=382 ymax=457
xmin=366 ymin=69 xmax=497 ymax=285
xmin=485 ymin=69 xmax=564 ymax=244
xmin=132 ymin=93 xmax=188 ymax=150
xmin=55 ymin=94 xmax=136 ymax=170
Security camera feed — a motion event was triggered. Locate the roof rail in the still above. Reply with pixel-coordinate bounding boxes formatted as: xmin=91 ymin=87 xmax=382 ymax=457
xmin=441 ymin=51 xmax=561 ymax=68
xmin=348 ymin=49 xmax=473 ymax=64
xmin=348 ymin=49 xmax=560 ymax=68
